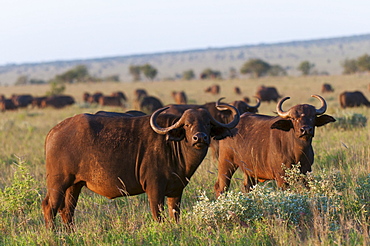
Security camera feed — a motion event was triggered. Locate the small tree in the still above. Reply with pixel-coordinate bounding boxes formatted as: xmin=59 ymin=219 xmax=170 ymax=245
xmin=240 ymin=59 xmax=271 ymax=78
xmin=297 ymin=61 xmax=315 ymax=76
xmin=141 ymin=64 xmax=158 ymax=80
xmin=342 ymin=59 xmax=358 ymax=74
xmin=55 ymin=65 xmax=89 ymax=83
xmin=182 ymin=69 xmax=195 ymax=80
xmin=14 ymin=75 xmax=28 ymax=85
xmin=129 ymin=65 xmax=141 ymax=81
xmin=268 ymin=65 xmax=287 ymax=77
xmin=357 ymin=54 xmax=370 ymax=72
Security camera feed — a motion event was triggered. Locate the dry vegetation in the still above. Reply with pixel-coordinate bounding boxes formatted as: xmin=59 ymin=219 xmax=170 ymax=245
xmin=0 ymin=74 xmax=369 ymax=245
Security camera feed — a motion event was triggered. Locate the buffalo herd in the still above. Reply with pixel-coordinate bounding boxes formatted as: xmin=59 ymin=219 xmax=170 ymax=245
xmin=5 ymin=81 xmax=368 ymax=228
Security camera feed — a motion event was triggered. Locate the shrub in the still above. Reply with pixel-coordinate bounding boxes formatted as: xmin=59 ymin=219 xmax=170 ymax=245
xmin=0 ymin=157 xmax=41 ymax=215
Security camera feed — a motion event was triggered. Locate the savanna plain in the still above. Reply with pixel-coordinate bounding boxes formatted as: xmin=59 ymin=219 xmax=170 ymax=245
xmin=0 ymin=74 xmax=369 ymax=245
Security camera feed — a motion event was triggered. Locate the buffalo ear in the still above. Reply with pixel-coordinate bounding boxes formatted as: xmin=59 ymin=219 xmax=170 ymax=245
xmin=166 ymin=128 xmax=185 ymax=141
xmin=315 ymin=114 xmax=336 ymax=127
xmin=270 ymin=119 xmax=293 ymax=131
xmin=211 ymin=126 xmax=234 ymax=140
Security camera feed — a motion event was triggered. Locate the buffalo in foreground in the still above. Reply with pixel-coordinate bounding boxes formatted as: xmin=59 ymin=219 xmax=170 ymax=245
xmin=255 ymin=86 xmax=281 ymax=102
xmin=339 ymin=91 xmax=370 ymax=108
xmin=214 ymin=95 xmax=335 ymax=197
xmin=42 ymin=102 xmax=240 ymax=228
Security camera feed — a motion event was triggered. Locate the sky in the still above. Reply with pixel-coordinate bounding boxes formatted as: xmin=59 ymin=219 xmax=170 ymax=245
xmin=1 ymin=0 xmax=369 ymax=65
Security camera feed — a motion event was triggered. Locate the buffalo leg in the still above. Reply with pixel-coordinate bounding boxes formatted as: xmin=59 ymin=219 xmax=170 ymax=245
xmin=214 ymin=158 xmax=238 ymax=198
xmin=59 ymin=182 xmax=84 ymax=229
xmin=42 ymin=186 xmax=67 ymax=229
xmin=146 ymin=187 xmax=165 ymax=222
xmin=167 ymin=195 xmax=182 ymax=222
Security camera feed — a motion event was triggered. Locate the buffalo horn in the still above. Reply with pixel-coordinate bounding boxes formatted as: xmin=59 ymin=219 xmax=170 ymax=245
xmin=214 ymin=98 xmax=240 ymax=129
xmin=150 ymin=107 xmax=185 ymax=135
xmin=311 ymin=94 xmax=327 ymax=115
xmin=243 ymin=96 xmax=261 ymax=109
xmin=276 ymin=97 xmax=291 ymax=118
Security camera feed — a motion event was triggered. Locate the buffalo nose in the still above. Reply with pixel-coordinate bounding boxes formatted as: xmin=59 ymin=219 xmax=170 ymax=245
xmin=192 ymin=132 xmax=208 ymax=142
xmin=300 ymin=126 xmax=313 ymax=135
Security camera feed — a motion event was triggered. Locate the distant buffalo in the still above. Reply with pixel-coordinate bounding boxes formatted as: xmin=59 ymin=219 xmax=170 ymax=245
xmin=339 ymin=91 xmax=370 ymax=108
xmin=255 ymin=86 xmax=281 ymax=102
xmin=172 ymin=91 xmax=187 ymax=104
xmin=41 ymin=95 xmax=75 ymax=109
xmin=31 ymin=96 xmax=47 ymax=108
xmin=321 ymin=83 xmax=334 ymax=93
xmin=0 ymin=95 xmax=17 ymax=112
xmin=234 ymin=87 xmax=241 ymax=95
xmin=88 ymin=92 xmax=103 ymax=104
xmin=140 ymin=96 xmax=164 ymax=114
xmin=204 ymin=84 xmax=220 ymax=95
xmin=12 ymin=94 xmax=33 ymax=108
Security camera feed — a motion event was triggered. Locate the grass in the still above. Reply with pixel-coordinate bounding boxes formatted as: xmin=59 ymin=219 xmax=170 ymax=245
xmin=0 ymin=74 xmax=369 ymax=245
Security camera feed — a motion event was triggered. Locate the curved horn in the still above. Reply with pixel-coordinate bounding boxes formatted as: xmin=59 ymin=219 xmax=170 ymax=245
xmin=276 ymin=96 xmax=291 ymax=118
xmin=244 ymin=96 xmax=261 ymax=109
xmin=150 ymin=107 xmax=185 ymax=135
xmin=214 ymin=98 xmax=240 ymax=129
xmin=311 ymin=94 xmax=327 ymax=115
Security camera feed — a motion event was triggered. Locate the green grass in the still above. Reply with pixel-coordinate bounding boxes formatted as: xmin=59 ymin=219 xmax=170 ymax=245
xmin=0 ymin=75 xmax=369 ymax=245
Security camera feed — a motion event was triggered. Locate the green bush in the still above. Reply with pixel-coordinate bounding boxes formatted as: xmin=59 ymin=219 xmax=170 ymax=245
xmin=0 ymin=158 xmax=41 ymax=214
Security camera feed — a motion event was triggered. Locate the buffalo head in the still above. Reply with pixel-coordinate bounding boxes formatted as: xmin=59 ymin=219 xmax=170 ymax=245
xmin=271 ymin=95 xmax=335 ymax=140
xmin=150 ymin=101 xmax=240 ymax=150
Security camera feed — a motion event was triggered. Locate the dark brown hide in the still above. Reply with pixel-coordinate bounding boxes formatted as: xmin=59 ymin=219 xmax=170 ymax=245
xmin=0 ymin=95 xmax=17 ymax=111
xmin=42 ymin=105 xmax=239 ymax=228
xmin=321 ymin=83 xmax=334 ymax=93
xmin=172 ymin=91 xmax=188 ymax=104
xmin=255 ymin=86 xmax=281 ymax=102
xmin=140 ymin=96 xmax=163 ymax=114
xmin=214 ymin=95 xmax=335 ymax=197
xmin=98 ymin=96 xmax=123 ymax=107
xmin=339 ymin=91 xmax=370 ymax=108
xmin=12 ymin=94 xmax=33 ymax=108
xmin=41 ymin=95 xmax=75 ymax=109
xmin=204 ymin=84 xmax=220 ymax=95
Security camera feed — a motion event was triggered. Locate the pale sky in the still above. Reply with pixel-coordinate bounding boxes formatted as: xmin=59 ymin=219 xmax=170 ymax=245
xmin=0 ymin=0 xmax=369 ymax=65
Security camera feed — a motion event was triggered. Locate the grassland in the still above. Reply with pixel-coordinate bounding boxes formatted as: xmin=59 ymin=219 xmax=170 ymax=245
xmin=0 ymin=74 xmax=369 ymax=245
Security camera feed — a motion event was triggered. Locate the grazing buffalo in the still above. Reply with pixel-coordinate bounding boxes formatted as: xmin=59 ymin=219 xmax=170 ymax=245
xmin=234 ymin=87 xmax=241 ymax=95
xmin=172 ymin=91 xmax=188 ymax=104
xmin=88 ymin=92 xmax=103 ymax=104
xmin=111 ymin=91 xmax=127 ymax=102
xmin=134 ymin=89 xmax=148 ymax=101
xmin=41 ymin=95 xmax=75 ymax=109
xmin=42 ymin=103 xmax=240 ymax=228
xmin=204 ymin=84 xmax=220 ymax=95
xmin=95 ymin=110 xmax=146 ymax=117
xmin=321 ymin=83 xmax=334 ymax=93
xmin=214 ymin=95 xmax=335 ymax=197
xmin=140 ymin=96 xmax=164 ymax=114
xmin=12 ymin=94 xmax=33 ymax=108
xmin=0 ymin=95 xmax=17 ymax=112
xmin=339 ymin=91 xmax=370 ymax=108
xmin=255 ymin=86 xmax=281 ymax=102
xmin=98 ymin=96 xmax=123 ymax=107
xmin=31 ymin=96 xmax=47 ymax=108
xmin=82 ymin=92 xmax=90 ymax=103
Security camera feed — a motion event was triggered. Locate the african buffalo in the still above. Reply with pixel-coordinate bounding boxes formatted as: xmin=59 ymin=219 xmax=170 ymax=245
xmin=140 ymin=96 xmax=164 ymax=114
xmin=31 ymin=96 xmax=47 ymax=108
xmin=88 ymin=92 xmax=103 ymax=104
xmin=172 ymin=91 xmax=187 ymax=104
xmin=98 ymin=96 xmax=123 ymax=107
xmin=339 ymin=91 xmax=370 ymax=108
xmin=255 ymin=85 xmax=281 ymax=102
xmin=214 ymin=95 xmax=335 ymax=197
xmin=95 ymin=110 xmax=146 ymax=117
xmin=11 ymin=94 xmax=33 ymax=108
xmin=234 ymin=87 xmax=241 ymax=95
xmin=0 ymin=95 xmax=17 ymax=112
xmin=321 ymin=83 xmax=334 ymax=93
xmin=41 ymin=95 xmax=75 ymax=109
xmin=42 ymin=102 xmax=240 ymax=228
xmin=204 ymin=84 xmax=220 ymax=95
